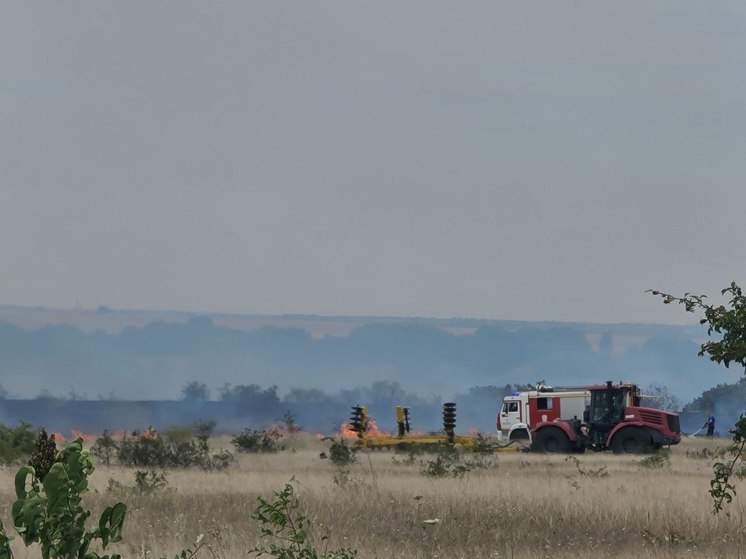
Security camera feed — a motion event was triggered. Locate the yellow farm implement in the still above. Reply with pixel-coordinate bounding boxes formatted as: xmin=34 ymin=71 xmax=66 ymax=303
xmin=346 ymin=403 xmax=522 ymax=452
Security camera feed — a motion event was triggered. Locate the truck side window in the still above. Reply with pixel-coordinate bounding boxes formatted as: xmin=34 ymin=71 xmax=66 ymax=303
xmin=537 ymin=397 xmax=553 ymax=410
xmin=508 ymin=402 xmax=518 ymax=413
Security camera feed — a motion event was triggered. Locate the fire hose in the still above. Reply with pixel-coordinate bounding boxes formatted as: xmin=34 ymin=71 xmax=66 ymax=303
xmin=688 ymin=426 xmax=704 ymax=437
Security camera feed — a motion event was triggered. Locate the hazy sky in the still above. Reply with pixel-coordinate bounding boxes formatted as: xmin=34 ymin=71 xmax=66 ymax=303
xmin=2 ymin=2 xmax=745 ymax=324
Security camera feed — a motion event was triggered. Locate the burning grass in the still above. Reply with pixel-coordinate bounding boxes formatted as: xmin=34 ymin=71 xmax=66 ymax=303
xmin=1 ymin=435 xmax=743 ymax=558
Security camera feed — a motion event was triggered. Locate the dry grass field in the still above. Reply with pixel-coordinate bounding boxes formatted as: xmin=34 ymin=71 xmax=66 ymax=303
xmin=2 ymin=435 xmax=745 ymax=559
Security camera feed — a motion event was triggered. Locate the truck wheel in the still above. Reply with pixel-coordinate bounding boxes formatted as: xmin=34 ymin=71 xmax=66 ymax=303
xmin=534 ymin=428 xmax=571 ymax=453
xmin=611 ymin=428 xmax=650 ymax=454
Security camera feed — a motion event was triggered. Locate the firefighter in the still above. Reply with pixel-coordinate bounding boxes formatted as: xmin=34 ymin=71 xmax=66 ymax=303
xmin=704 ymin=413 xmax=715 ymax=438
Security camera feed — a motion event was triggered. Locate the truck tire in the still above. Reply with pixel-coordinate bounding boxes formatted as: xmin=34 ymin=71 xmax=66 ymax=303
xmin=534 ymin=427 xmax=572 ymax=453
xmin=611 ymin=428 xmax=650 ymax=454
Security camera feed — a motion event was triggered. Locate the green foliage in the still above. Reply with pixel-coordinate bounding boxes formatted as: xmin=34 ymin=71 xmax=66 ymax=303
xmin=91 ymin=430 xmax=118 ymax=467
xmin=319 ymin=438 xmax=357 ymax=467
xmin=637 ymin=449 xmax=671 ymax=469
xmin=27 ymin=429 xmax=57 ymax=482
xmin=650 ymin=283 xmax=746 ymax=369
xmin=250 ymin=482 xmax=358 ymax=559
xmin=471 ymin=433 xmax=501 ymax=455
xmin=232 ymin=428 xmax=285 ymax=454
xmin=420 ymin=444 xmax=496 ymax=478
xmin=117 ymin=425 xmax=233 ymax=470
xmin=651 ymin=282 xmax=746 ymax=512
xmin=0 ymin=422 xmax=36 ymax=466
xmin=682 ymin=377 xmax=746 ymax=414
xmin=0 ymin=520 xmax=12 ymax=559
xmin=710 ymin=415 xmax=746 ymax=513
xmin=319 ymin=438 xmax=359 ymax=487
xmin=11 ymin=438 xmax=126 ymax=559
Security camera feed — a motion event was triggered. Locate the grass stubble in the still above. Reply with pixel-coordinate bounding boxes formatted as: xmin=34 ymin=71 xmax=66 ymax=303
xmin=1 ymin=435 xmax=744 ymax=559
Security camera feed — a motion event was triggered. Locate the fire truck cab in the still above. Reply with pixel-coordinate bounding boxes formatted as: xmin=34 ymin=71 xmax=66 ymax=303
xmin=497 ymin=385 xmax=590 ymax=442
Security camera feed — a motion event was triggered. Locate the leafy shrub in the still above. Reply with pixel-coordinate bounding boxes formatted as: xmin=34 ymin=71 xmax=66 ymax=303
xmin=232 ymin=428 xmax=285 ymax=453
xmin=117 ymin=424 xmax=233 ymax=470
xmin=250 ymin=482 xmax=358 ymax=559
xmin=319 ymin=437 xmax=357 ymax=467
xmin=471 ymin=433 xmax=501 ymax=455
xmin=638 ymin=449 xmax=671 ymax=469
xmin=0 ymin=422 xmax=36 ymax=466
xmin=420 ymin=444 xmax=496 ymax=478
xmin=8 ymin=438 xmax=127 ymax=559
xmin=91 ymin=430 xmax=118 ymax=467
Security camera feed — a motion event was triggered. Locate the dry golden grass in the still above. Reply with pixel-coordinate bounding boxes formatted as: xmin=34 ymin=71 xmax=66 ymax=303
xmin=2 ymin=435 xmax=746 ymax=559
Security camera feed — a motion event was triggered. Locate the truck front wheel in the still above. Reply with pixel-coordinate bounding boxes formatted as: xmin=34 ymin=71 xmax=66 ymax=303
xmin=534 ymin=427 xmax=572 ymax=453
xmin=509 ymin=429 xmax=529 ymax=442
xmin=611 ymin=428 xmax=650 ymax=454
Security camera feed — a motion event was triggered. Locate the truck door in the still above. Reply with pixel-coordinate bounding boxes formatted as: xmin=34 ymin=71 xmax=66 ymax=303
xmin=499 ymin=400 xmax=521 ymax=433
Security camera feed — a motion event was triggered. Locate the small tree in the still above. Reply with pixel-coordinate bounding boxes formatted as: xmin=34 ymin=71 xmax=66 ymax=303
xmin=91 ymin=430 xmax=119 ymax=467
xmin=650 ymin=282 xmax=746 ymax=512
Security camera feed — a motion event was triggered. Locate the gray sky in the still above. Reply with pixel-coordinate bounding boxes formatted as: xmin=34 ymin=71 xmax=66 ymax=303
xmin=2 ymin=1 xmax=745 ymax=324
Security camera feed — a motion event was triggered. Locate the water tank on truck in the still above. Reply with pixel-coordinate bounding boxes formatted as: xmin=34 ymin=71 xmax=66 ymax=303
xmin=497 ymin=384 xmax=590 ymax=443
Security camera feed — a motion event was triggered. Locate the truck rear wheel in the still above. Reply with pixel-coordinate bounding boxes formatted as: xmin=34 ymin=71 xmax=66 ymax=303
xmin=534 ymin=427 xmax=572 ymax=453
xmin=611 ymin=428 xmax=650 ymax=454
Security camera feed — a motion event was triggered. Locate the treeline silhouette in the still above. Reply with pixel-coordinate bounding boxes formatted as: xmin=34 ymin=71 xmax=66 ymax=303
xmin=0 ymin=314 xmax=734 ymax=433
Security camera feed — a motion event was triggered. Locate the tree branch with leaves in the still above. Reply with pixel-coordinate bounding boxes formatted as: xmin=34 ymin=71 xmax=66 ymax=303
xmin=650 ymin=281 xmax=746 ymax=512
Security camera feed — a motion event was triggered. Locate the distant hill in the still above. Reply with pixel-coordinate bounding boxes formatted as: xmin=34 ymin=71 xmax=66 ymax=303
xmin=0 ymin=305 xmax=735 ymax=409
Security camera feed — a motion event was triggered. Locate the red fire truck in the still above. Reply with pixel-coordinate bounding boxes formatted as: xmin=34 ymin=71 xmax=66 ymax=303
xmin=531 ymin=381 xmax=681 ymax=453
xmin=497 ymin=384 xmax=590 ymax=443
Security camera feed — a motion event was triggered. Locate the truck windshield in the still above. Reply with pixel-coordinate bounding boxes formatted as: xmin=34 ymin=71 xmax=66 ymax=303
xmin=590 ymin=390 xmax=626 ymax=423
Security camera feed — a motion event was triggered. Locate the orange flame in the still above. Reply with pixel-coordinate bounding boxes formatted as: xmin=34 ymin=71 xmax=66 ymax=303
xmin=339 ymin=419 xmax=383 ymax=438
xmin=71 ymin=430 xmax=97 ymax=442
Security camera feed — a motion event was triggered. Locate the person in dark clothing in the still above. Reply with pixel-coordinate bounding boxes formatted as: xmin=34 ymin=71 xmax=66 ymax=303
xmin=704 ymin=413 xmax=715 ymax=438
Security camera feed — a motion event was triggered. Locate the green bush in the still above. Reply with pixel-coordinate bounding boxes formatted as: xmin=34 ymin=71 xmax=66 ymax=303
xmin=232 ymin=428 xmax=285 ymax=453
xmin=4 ymin=438 xmax=127 ymax=559
xmin=0 ymin=422 xmax=36 ymax=466
xmin=638 ymin=449 xmax=671 ymax=469
xmin=116 ymin=424 xmax=233 ymax=470
xmin=91 ymin=430 xmax=118 ymax=467
xmin=250 ymin=482 xmax=358 ymax=559
xmin=420 ymin=444 xmax=496 ymax=478
xmin=319 ymin=437 xmax=357 ymax=467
